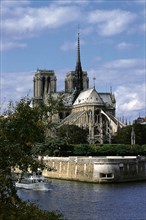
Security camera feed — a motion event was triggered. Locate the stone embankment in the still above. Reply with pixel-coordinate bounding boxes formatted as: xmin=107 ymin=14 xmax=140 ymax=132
xmin=40 ymin=156 xmax=146 ymax=183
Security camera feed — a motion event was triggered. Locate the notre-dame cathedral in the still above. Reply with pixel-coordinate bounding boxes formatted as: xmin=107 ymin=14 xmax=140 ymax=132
xmin=33 ymin=32 xmax=125 ymax=144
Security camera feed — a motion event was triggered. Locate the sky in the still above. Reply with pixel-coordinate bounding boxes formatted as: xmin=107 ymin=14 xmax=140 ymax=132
xmin=0 ymin=0 xmax=146 ymax=122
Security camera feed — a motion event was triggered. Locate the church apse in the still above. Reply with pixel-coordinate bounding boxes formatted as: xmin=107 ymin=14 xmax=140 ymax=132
xmin=32 ymin=30 xmax=125 ymax=144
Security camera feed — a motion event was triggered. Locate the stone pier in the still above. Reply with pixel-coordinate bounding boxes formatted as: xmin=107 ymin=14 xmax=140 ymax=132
xmin=41 ymin=156 xmax=146 ymax=183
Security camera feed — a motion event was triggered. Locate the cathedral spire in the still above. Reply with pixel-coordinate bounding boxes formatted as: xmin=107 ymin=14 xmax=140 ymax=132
xmin=77 ymin=25 xmax=81 ymax=65
xmin=74 ymin=26 xmax=83 ymax=93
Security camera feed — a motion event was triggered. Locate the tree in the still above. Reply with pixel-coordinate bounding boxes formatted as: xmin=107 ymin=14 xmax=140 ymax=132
xmin=56 ymin=124 xmax=88 ymax=144
xmin=133 ymin=123 xmax=146 ymax=145
xmin=36 ymin=95 xmax=66 ymax=139
xmin=112 ymin=124 xmax=146 ymax=145
xmin=31 ymin=137 xmax=67 ymax=156
xmin=0 ymin=98 xmax=65 ymax=219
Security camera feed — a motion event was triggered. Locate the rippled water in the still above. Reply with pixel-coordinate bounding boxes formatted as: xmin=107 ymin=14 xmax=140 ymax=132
xmin=17 ymin=179 xmax=146 ymax=220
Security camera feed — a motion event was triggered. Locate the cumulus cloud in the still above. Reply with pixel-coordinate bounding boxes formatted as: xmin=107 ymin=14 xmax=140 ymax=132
xmin=1 ymin=71 xmax=34 ymax=111
xmin=116 ymin=42 xmax=139 ymax=51
xmin=2 ymin=5 xmax=80 ymax=34
xmin=1 ymin=2 xmax=81 ymax=51
xmin=60 ymin=39 xmax=84 ymax=51
xmin=81 ymin=26 xmax=94 ymax=35
xmin=87 ymin=9 xmax=137 ymax=36
xmin=1 ymin=0 xmax=30 ymax=8
xmin=1 ymin=41 xmax=27 ymax=51
xmin=52 ymin=0 xmax=90 ymax=6
xmin=104 ymin=59 xmax=144 ymax=70
xmin=135 ymin=0 xmax=145 ymax=5
xmin=1 ymin=2 xmax=141 ymax=51
xmin=88 ymin=58 xmax=145 ymax=89
xmin=139 ymin=23 xmax=146 ymax=31
xmin=115 ymin=84 xmax=145 ymax=120
xmin=60 ymin=41 xmax=76 ymax=51
xmin=88 ymin=58 xmax=145 ymax=121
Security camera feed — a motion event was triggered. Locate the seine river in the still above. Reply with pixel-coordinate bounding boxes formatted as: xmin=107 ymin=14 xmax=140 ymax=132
xmin=17 ymin=179 xmax=146 ymax=220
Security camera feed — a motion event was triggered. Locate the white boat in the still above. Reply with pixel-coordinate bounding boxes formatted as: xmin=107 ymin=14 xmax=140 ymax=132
xmin=15 ymin=173 xmax=49 ymax=191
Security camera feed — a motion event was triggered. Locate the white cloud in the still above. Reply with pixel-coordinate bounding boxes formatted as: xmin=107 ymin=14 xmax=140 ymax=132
xmin=1 ymin=71 xmax=34 ymax=112
xmin=2 ymin=5 xmax=80 ymax=33
xmin=139 ymin=23 xmax=146 ymax=31
xmin=1 ymin=41 xmax=27 ymax=51
xmin=81 ymin=26 xmax=94 ymax=35
xmin=87 ymin=58 xmax=145 ymax=92
xmin=94 ymin=56 xmax=102 ymax=62
xmin=60 ymin=39 xmax=84 ymax=51
xmin=1 ymin=2 xmax=141 ymax=52
xmin=115 ymin=84 xmax=145 ymax=120
xmin=1 ymin=0 xmax=30 ymax=7
xmin=52 ymin=0 xmax=90 ymax=6
xmin=116 ymin=42 xmax=139 ymax=50
xmin=60 ymin=41 xmax=76 ymax=51
xmin=1 ymin=2 xmax=81 ymax=51
xmin=88 ymin=58 xmax=145 ymax=121
xmin=135 ymin=0 xmax=145 ymax=4
xmin=88 ymin=9 xmax=137 ymax=36
xmin=104 ymin=59 xmax=145 ymax=70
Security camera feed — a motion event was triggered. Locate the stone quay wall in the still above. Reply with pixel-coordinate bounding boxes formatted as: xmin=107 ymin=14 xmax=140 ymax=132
xmin=41 ymin=156 xmax=146 ymax=183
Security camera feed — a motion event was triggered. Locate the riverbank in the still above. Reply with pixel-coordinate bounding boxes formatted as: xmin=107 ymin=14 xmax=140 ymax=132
xmin=41 ymin=156 xmax=146 ymax=183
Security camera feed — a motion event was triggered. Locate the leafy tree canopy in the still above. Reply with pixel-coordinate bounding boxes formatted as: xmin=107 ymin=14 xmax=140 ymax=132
xmin=0 ymin=97 xmax=66 ymax=219
xmin=56 ymin=124 xmax=88 ymax=145
xmin=112 ymin=124 xmax=146 ymax=145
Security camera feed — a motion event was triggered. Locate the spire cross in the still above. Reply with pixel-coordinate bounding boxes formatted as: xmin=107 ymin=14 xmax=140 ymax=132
xmin=93 ymin=77 xmax=96 ymax=89
xmin=77 ymin=25 xmax=80 ymax=64
xmin=78 ymin=24 xmax=80 ymax=34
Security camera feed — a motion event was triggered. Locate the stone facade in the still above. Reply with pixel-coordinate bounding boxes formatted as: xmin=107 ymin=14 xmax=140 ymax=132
xmin=41 ymin=156 xmax=146 ymax=183
xmin=65 ymin=71 xmax=89 ymax=93
xmin=32 ymin=32 xmax=126 ymax=143
xmin=33 ymin=69 xmax=56 ymax=106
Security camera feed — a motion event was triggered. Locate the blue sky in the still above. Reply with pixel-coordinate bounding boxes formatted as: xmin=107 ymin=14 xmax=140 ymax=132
xmin=0 ymin=0 xmax=146 ymax=122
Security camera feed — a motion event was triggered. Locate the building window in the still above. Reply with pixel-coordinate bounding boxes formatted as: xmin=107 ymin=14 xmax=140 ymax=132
xmin=100 ymin=173 xmax=113 ymax=178
xmin=107 ymin=173 xmax=113 ymax=178
xmin=100 ymin=173 xmax=106 ymax=178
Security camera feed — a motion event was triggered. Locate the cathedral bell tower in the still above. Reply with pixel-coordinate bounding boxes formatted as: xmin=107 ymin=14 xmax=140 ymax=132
xmin=33 ymin=69 xmax=56 ymax=106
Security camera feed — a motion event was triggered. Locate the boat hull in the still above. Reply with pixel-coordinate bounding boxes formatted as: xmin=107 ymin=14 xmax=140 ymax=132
xmin=15 ymin=181 xmax=49 ymax=190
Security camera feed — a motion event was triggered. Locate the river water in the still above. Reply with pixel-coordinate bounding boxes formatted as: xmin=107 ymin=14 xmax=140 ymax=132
xmin=17 ymin=179 xmax=146 ymax=220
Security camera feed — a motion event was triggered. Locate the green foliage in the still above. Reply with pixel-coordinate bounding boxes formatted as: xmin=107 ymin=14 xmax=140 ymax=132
xmin=73 ymin=144 xmax=92 ymax=156
xmin=46 ymin=95 xmax=65 ymax=116
xmin=32 ymin=138 xmax=66 ymax=156
xmin=0 ymin=98 xmax=45 ymax=171
xmin=37 ymin=95 xmax=65 ymax=120
xmin=33 ymin=143 xmax=146 ymax=157
xmin=68 ymin=144 xmax=146 ymax=156
xmin=93 ymin=144 xmax=131 ymax=156
xmin=0 ymin=199 xmax=65 ymax=220
xmin=94 ymin=144 xmax=146 ymax=156
xmin=112 ymin=124 xmax=146 ymax=145
xmin=0 ymin=97 xmax=65 ymax=219
xmin=56 ymin=125 xmax=88 ymax=144
xmin=134 ymin=124 xmax=146 ymax=145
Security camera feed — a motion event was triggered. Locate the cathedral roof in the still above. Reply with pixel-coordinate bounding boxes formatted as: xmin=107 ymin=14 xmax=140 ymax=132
xmin=73 ymin=88 xmax=104 ymax=106
xmin=99 ymin=93 xmax=115 ymax=107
